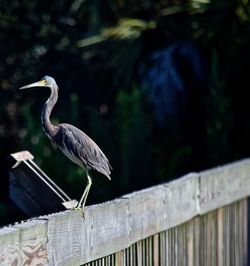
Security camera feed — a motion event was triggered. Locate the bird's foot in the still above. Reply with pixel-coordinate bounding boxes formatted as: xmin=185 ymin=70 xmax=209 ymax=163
xmin=72 ymin=206 xmax=85 ymax=218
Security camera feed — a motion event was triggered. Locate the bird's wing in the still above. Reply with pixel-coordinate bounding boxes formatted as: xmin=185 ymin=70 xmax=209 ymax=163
xmin=59 ymin=124 xmax=111 ymax=179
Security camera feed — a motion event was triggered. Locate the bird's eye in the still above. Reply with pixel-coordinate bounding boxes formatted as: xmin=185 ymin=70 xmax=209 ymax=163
xmin=42 ymin=80 xmax=48 ymax=86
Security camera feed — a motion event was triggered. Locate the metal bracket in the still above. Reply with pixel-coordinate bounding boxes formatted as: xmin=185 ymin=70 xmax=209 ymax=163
xmin=9 ymin=151 xmax=78 ymax=217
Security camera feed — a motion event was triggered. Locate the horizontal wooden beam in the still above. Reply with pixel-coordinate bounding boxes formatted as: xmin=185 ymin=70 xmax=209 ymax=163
xmin=1 ymin=158 xmax=250 ymax=265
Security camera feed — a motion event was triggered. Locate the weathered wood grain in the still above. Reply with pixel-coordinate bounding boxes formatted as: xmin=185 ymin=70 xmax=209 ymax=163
xmin=121 ymin=172 xmax=199 ymax=246
xmin=199 ymin=159 xmax=250 ymax=214
xmin=47 ymin=210 xmax=82 ymax=266
xmin=47 ymin=199 xmax=130 ymax=266
xmin=0 ymin=227 xmax=20 ymax=265
xmin=1 ymin=157 xmax=250 ymax=265
xmin=0 ymin=220 xmax=48 ymax=266
xmin=166 ymin=173 xmax=199 ymax=228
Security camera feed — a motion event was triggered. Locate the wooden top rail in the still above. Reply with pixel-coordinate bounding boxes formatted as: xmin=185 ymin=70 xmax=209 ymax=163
xmin=1 ymin=158 xmax=250 ymax=265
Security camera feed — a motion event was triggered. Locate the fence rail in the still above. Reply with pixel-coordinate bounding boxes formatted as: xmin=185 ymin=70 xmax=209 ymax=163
xmin=1 ymin=159 xmax=250 ymax=265
xmin=84 ymin=198 xmax=247 ymax=266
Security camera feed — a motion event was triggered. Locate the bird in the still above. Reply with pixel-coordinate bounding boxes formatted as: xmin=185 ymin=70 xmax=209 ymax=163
xmin=19 ymin=75 xmax=112 ymax=212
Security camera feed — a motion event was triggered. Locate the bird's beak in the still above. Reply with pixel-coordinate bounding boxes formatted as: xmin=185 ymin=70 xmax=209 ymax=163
xmin=19 ymin=80 xmax=47 ymax=90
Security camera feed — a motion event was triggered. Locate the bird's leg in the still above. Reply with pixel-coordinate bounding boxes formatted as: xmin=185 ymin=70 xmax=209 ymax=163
xmin=75 ymin=172 xmax=92 ymax=213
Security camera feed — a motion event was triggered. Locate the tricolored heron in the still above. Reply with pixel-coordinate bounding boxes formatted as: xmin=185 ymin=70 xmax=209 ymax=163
xmin=19 ymin=76 xmax=112 ymax=212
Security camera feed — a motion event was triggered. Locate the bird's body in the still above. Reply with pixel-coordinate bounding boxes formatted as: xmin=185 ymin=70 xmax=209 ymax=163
xmin=19 ymin=76 xmax=112 ymax=211
xmin=54 ymin=123 xmax=111 ymax=179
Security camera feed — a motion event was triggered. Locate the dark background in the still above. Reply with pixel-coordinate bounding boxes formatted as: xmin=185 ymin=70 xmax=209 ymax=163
xmin=0 ymin=0 xmax=250 ymax=226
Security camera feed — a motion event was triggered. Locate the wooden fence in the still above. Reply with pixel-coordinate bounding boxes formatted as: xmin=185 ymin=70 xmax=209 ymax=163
xmin=0 ymin=158 xmax=250 ymax=265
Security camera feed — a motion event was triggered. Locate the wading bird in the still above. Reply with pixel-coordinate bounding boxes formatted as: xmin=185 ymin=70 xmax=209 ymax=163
xmin=19 ymin=76 xmax=112 ymax=212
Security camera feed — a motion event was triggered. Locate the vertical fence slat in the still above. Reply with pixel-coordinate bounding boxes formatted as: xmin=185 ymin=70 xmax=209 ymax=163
xmin=187 ymin=220 xmax=194 ymax=266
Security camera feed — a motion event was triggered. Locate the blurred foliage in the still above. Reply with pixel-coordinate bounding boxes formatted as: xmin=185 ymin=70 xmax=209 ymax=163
xmin=0 ymin=0 xmax=250 ymax=225
xmin=116 ymin=87 xmax=152 ymax=191
xmin=205 ymin=50 xmax=232 ymax=165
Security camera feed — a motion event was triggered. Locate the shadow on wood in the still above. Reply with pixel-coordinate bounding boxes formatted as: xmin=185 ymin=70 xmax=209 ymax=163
xmin=8 ymin=151 xmax=77 ymax=217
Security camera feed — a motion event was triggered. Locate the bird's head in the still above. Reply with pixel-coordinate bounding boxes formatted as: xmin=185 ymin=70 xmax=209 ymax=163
xmin=19 ymin=75 xmax=58 ymax=90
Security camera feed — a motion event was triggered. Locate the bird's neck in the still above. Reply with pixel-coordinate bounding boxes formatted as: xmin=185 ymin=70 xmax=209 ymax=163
xmin=41 ymin=85 xmax=59 ymax=140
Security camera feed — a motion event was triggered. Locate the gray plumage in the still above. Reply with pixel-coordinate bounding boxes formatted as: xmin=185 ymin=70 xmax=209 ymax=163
xmin=19 ymin=75 xmax=112 ymax=211
xmin=55 ymin=123 xmax=111 ymax=179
